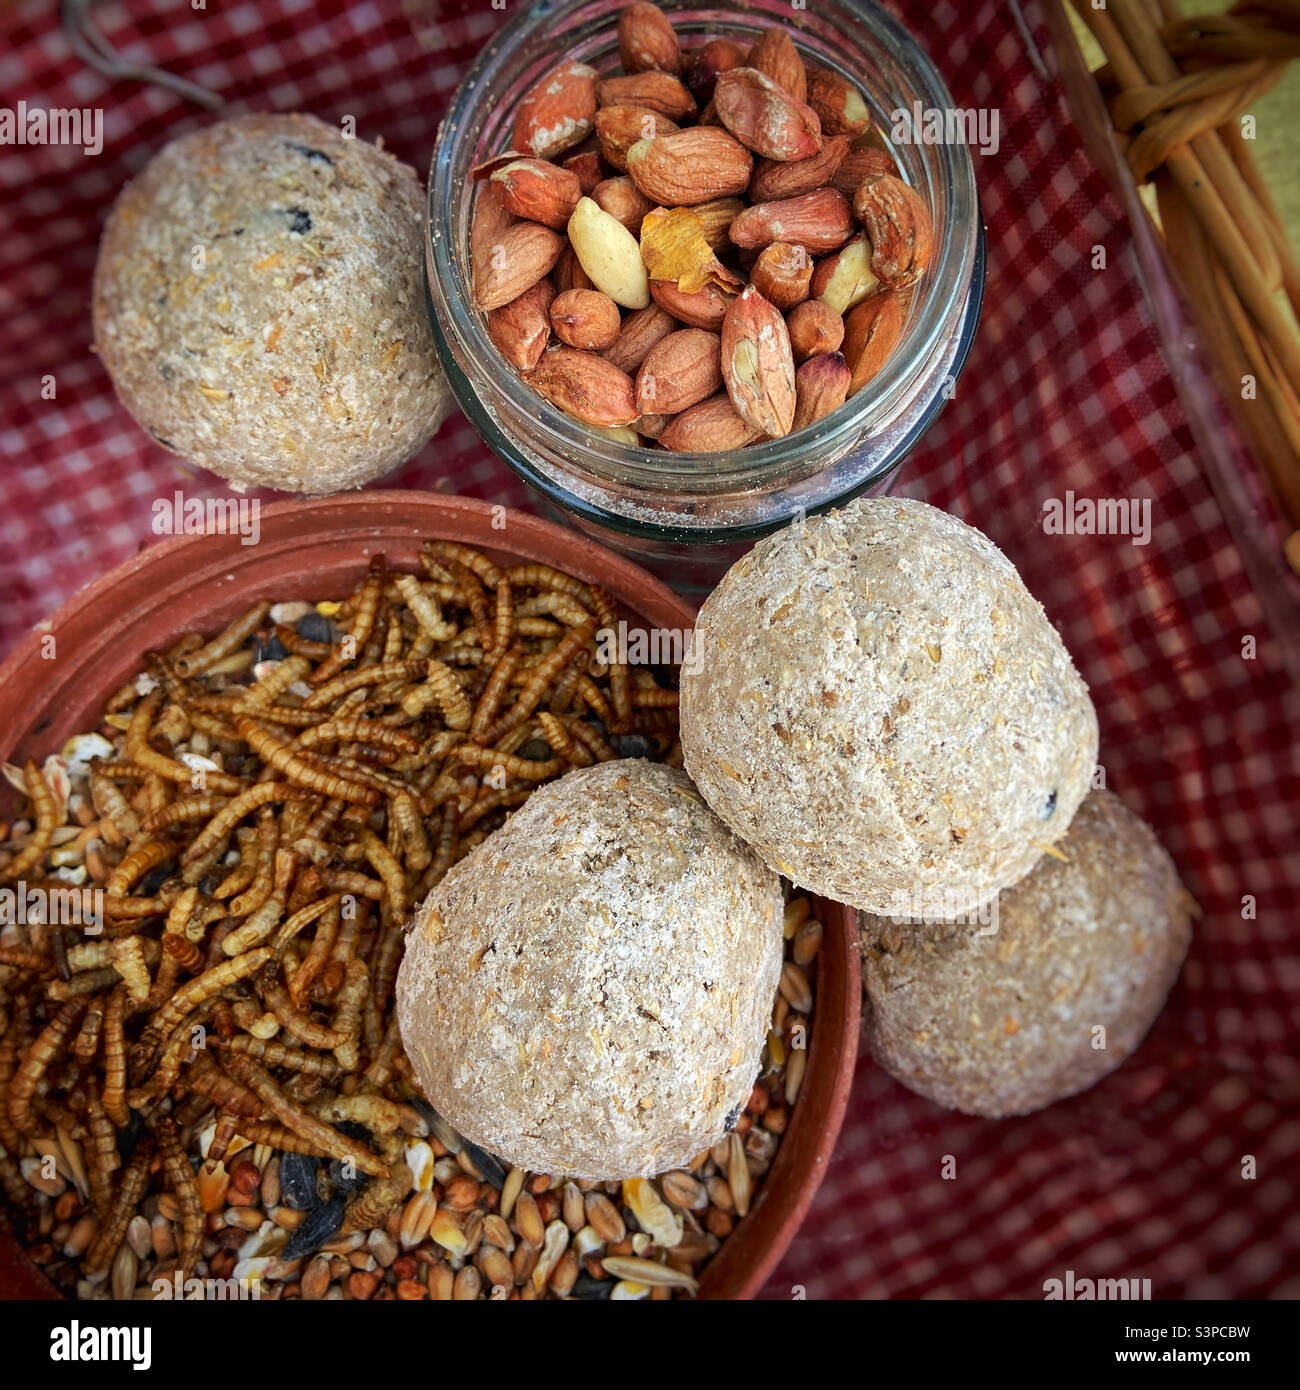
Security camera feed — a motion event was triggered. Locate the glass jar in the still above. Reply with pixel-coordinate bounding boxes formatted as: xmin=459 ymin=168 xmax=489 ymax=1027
xmin=427 ymin=0 xmax=984 ymax=590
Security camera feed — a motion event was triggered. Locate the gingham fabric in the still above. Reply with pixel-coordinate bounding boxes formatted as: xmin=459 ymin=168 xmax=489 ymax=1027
xmin=1 ymin=0 xmax=1296 ymax=1300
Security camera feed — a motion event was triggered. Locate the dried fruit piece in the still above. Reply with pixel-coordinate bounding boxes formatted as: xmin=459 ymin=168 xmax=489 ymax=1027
xmin=618 ymin=2 xmax=682 ymax=75
xmin=597 ymin=73 xmax=698 ymax=122
xmin=635 ymin=327 xmax=723 ymax=415
xmin=750 ymin=241 xmax=813 ymax=312
xmin=786 ymin=298 xmax=844 ymax=362
xmin=567 ymin=196 xmax=651 ymax=309
xmin=550 ymin=288 xmax=622 ymax=351
xmin=658 ymin=391 xmax=764 ymax=451
xmin=728 ymin=187 xmax=855 ymax=253
xmin=714 ymin=68 xmax=821 ymax=162
xmin=749 ymin=134 xmax=848 ymax=203
xmin=596 ymin=105 xmax=679 ymax=173
xmin=853 ymin=174 xmax=934 ymax=287
xmin=487 ymin=279 xmax=555 ymax=371
xmin=746 ymin=29 xmax=806 ymax=103
xmin=693 ymin=196 xmax=745 ymax=253
xmin=831 ymin=138 xmax=901 ymax=199
xmin=626 ymin=127 xmax=753 ymax=206
xmin=639 ymin=205 xmax=743 ymax=296
xmin=472 ymin=222 xmax=564 ymax=312
xmin=792 ymin=350 xmax=850 ymax=429
xmin=720 ymin=284 xmax=796 ymax=437
xmin=602 ymin=302 xmax=679 ymax=373
xmin=811 ymin=232 xmax=878 ymax=315
xmin=513 ymin=60 xmax=599 ymax=159
xmin=649 ymin=277 xmax=737 ymax=330
xmin=687 ymin=38 xmax=746 ymax=105
xmin=842 ymin=288 xmax=905 ymax=395
xmin=523 ymin=346 xmax=638 ymax=427
xmin=805 ymin=68 xmax=873 ymax=135
xmin=489 ymin=159 xmax=582 ymax=230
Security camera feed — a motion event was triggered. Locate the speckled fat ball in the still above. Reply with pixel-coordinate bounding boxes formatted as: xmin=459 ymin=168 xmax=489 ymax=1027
xmin=680 ymin=497 xmax=1098 ymax=917
xmin=92 ymin=113 xmax=451 ymax=493
xmin=396 ymin=760 xmax=784 ymax=1180
xmin=860 ymin=790 xmax=1194 ymax=1118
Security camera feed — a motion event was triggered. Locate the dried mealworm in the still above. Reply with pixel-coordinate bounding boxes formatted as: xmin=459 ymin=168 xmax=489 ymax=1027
xmin=535 ymin=712 xmax=576 ymax=764
xmin=469 ymin=641 xmax=522 ymax=740
xmin=563 ymin=715 xmax=617 ymax=763
xmin=83 ymin=1135 xmax=154 ymax=1278
xmin=301 ymin=659 xmax=425 ymax=711
xmin=0 ymin=1019 xmax=27 ymax=1154
xmin=423 ymin=539 xmax=502 ymax=590
xmin=289 ymin=898 xmax=339 ymax=1006
xmin=340 ymin=1155 xmax=414 ymax=1235
xmin=574 ymin=675 xmax=613 ymax=723
xmin=453 ymin=745 xmax=563 ymax=780
xmin=236 ymin=719 xmax=380 ymax=805
xmin=393 ymin=573 xmax=457 ymax=643
xmin=90 ymin=770 xmax=140 ymax=841
xmin=229 ymin=808 xmax=279 ymax=915
xmin=126 ymin=691 xmax=244 ymax=794
xmin=330 ymin=958 xmax=369 ymax=1072
xmin=105 ymin=839 xmax=174 ymax=897
xmin=259 ymin=960 xmax=347 ymax=1049
xmin=490 ymin=620 xmax=596 ymax=739
xmin=154 ymin=1116 xmax=203 ymax=1275
xmin=146 ymin=947 xmax=273 ymax=1048
xmin=84 ymin=1089 xmax=119 ymax=1214
xmin=295 ymin=720 xmax=420 ymax=754
xmin=310 ymin=568 xmax=383 ymax=685
xmin=632 ymin=687 xmax=680 ymax=707
xmin=206 ymin=1109 xmax=241 ymax=1169
xmin=459 ymin=785 xmax=533 ymax=830
xmin=358 ymin=829 xmax=408 ymax=922
xmin=173 ymin=601 xmax=271 ymax=678
xmin=515 ymin=591 xmax=594 ymax=626
xmin=100 ymin=988 xmax=129 ymax=1127
xmin=140 ymin=795 xmax=229 ymax=834
xmin=222 ymin=1052 xmax=386 ymax=1177
xmin=588 ymin=588 xmax=629 ymax=732
xmin=74 ymin=996 xmax=105 ymax=1063
xmin=183 ymin=781 xmax=310 ymax=867
xmin=504 ymin=564 xmax=592 ymax=603
xmin=235 ymin=654 xmax=312 ymax=711
xmin=111 ymin=937 xmax=151 ymax=1005
xmin=388 ymin=789 xmax=431 ymax=873
xmin=489 ymin=577 xmax=515 ymax=657
xmin=186 ymin=1054 xmax=260 ymax=1118
xmin=10 ymin=1000 xmax=87 ymax=1136
xmin=273 ymin=623 xmax=333 ymax=661
xmin=212 ymin=1034 xmax=341 ymax=1080
xmin=1 ymin=761 xmax=59 ymax=883
xmin=401 ymin=660 xmax=472 ymax=730
xmin=224 ymin=1120 xmax=334 ymax=1158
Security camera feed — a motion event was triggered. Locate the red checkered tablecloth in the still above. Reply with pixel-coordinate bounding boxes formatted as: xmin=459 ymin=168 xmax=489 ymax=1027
xmin=1 ymin=0 xmax=1296 ymax=1299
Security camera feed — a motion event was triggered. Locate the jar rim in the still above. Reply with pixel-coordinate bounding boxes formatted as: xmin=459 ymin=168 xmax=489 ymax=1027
xmin=427 ymin=0 xmax=981 ymax=498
